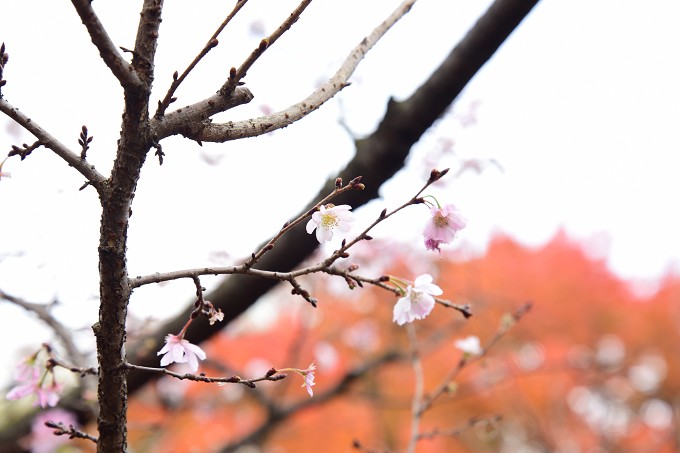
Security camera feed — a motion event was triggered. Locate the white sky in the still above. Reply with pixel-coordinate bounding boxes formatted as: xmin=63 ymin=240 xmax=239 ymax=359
xmin=1 ymin=0 xmax=679 ymax=377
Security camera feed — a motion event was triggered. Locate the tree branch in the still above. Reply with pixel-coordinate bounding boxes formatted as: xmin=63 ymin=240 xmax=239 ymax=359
xmin=219 ymin=0 xmax=314 ymax=97
xmin=155 ymin=0 xmax=251 ymax=117
xmin=0 ymin=98 xmax=107 ymax=191
xmin=126 ymin=0 xmax=541 ymax=396
xmin=193 ymin=0 xmax=418 ymax=143
xmin=0 ymin=290 xmax=89 ymax=368
xmin=70 ymin=0 xmax=143 ymax=90
xmin=220 ymin=350 xmax=404 ymax=453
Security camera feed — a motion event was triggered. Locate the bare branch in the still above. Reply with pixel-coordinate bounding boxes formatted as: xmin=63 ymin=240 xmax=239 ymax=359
xmin=416 ymin=415 xmax=502 ymax=441
xmin=219 ymin=0 xmax=313 ymax=97
xmin=0 ymin=290 xmax=89 ymax=368
xmin=220 ymin=350 xmax=404 ymax=452
xmin=151 ymin=86 xmax=254 ymax=140
xmin=0 ymin=42 xmax=8 ymax=98
xmin=124 ymin=363 xmax=286 ymax=388
xmin=417 ymin=302 xmax=533 ymax=415
xmin=70 ymin=0 xmax=142 ymax=90
xmin=8 ymin=140 xmax=43 ymax=160
xmin=155 ymin=0 xmax=251 ymax=117
xmin=195 ymin=0 xmax=419 ymax=143
xmin=406 ymin=324 xmax=425 ymax=453
xmin=0 ymin=98 xmax=107 ymax=191
xmin=45 ymin=420 xmax=98 ymax=444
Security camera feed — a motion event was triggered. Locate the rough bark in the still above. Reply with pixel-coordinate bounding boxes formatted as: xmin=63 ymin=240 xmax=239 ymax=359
xmin=93 ymin=1 xmax=163 ymax=451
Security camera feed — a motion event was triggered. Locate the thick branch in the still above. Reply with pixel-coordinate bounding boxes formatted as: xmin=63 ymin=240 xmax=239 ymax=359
xmin=194 ymin=0 xmax=418 ymax=143
xmin=94 ymin=2 xmax=165 ymax=451
xmin=0 ymin=98 xmax=106 ymax=191
xmin=70 ymin=0 xmax=142 ymax=90
xmin=151 ymin=87 xmax=254 ymax=140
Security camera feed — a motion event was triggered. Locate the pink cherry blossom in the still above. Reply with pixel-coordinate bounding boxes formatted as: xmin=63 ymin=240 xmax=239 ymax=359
xmin=423 ymin=203 xmax=466 ymax=252
xmin=393 ymin=274 xmax=443 ymax=325
xmin=208 ymin=307 xmax=224 ymax=325
xmin=157 ymin=334 xmax=206 ymax=372
xmin=35 ymin=379 xmax=62 ymax=408
xmin=7 ymin=371 xmax=62 ymax=408
xmin=306 ymin=204 xmax=355 ymax=243
xmin=302 ymin=362 xmax=316 ymax=397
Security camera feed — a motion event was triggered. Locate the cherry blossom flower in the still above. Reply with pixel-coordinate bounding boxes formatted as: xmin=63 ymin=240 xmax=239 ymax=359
xmin=0 ymin=157 xmax=11 ymax=180
xmin=454 ymin=335 xmax=483 ymax=356
xmin=157 ymin=334 xmax=206 ymax=372
xmin=12 ymin=354 xmax=41 ymax=383
xmin=306 ymin=203 xmax=354 ymax=243
xmin=35 ymin=379 xmax=62 ymax=408
xmin=7 ymin=370 xmax=62 ymax=408
xmin=392 ymin=274 xmax=443 ymax=325
xmin=423 ymin=203 xmax=466 ymax=252
xmin=208 ymin=307 xmax=224 ymax=325
xmin=280 ymin=362 xmax=317 ymax=397
xmin=301 ymin=362 xmax=316 ymax=397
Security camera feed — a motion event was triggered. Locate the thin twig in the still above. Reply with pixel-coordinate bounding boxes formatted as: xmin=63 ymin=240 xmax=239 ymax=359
xmin=124 ymin=362 xmax=286 ymax=388
xmin=45 ymin=420 xmax=98 ymax=444
xmin=49 ymin=357 xmax=98 ymax=377
xmin=0 ymin=98 xmax=107 ymax=191
xmin=417 ymin=302 xmax=533 ymax=415
xmin=416 ymin=414 xmax=502 ymax=440
xmin=243 ymin=176 xmax=364 ymax=269
xmin=155 ymin=0 xmax=251 ymax=117
xmin=221 ymin=350 xmax=404 ymax=453
xmin=220 ymin=0 xmax=313 ymax=97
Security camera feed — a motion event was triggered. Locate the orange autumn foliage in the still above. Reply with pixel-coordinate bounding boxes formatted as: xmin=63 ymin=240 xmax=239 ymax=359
xmin=126 ymin=232 xmax=680 ymax=452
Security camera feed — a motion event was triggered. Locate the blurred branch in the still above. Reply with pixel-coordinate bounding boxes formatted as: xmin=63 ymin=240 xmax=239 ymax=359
xmin=0 ymin=98 xmax=107 ymax=191
xmin=220 ymin=350 xmax=404 ymax=453
xmin=0 ymin=290 xmax=88 ymax=368
xmin=418 ymin=302 xmax=533 ymax=415
xmin=45 ymin=420 xmax=98 ymax=444
xmin=406 ymin=324 xmax=424 ymax=453
xmin=193 ymin=0 xmax=418 ymax=143
xmin=70 ymin=0 xmax=142 ymax=90
xmin=416 ymin=415 xmax=502 ymax=440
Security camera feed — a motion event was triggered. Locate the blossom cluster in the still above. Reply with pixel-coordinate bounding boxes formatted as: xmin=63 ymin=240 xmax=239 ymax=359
xmin=6 ymin=348 xmax=62 ymax=408
xmin=150 ymin=183 xmax=466 ymax=398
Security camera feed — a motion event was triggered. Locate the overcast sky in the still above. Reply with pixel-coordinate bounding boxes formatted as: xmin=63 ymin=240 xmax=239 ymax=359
xmin=1 ymin=0 xmax=679 ymax=378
